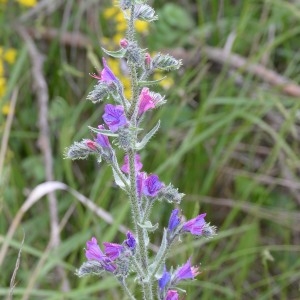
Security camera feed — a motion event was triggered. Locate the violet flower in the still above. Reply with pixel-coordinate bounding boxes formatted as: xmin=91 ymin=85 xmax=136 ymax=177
xmin=125 ymin=231 xmax=136 ymax=251
xmin=182 ymin=213 xmax=206 ymax=236
xmin=95 ymin=125 xmax=110 ymax=148
xmin=103 ymin=242 xmax=124 ymax=260
xmin=168 ymin=209 xmax=181 ymax=232
xmin=91 ymin=58 xmax=117 ymax=84
xmin=85 ymin=237 xmax=117 ymax=273
xmin=138 ymin=87 xmax=156 ymax=115
xmin=165 ymin=290 xmax=179 ymax=300
xmin=158 ymin=266 xmax=171 ymax=290
xmin=85 ymin=237 xmax=106 ymax=261
xmin=173 ymin=258 xmax=199 ymax=283
xmin=102 ymin=104 xmax=127 ymax=132
xmin=121 ymin=154 xmax=143 ymax=174
xmin=143 ymin=174 xmax=164 ymax=197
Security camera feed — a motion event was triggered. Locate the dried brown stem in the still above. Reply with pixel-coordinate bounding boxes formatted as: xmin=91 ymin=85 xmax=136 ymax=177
xmin=15 ymin=25 xmax=70 ymax=292
xmin=21 ymin=25 xmax=300 ymax=98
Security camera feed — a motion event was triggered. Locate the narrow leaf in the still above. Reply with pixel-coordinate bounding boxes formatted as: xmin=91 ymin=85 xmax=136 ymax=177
xmin=136 ymin=120 xmax=160 ymax=150
xmin=102 ymin=47 xmax=126 ymax=58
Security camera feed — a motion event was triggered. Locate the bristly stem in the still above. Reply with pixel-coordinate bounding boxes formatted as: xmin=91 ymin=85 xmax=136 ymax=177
xmin=120 ymin=277 xmax=137 ymax=300
xmin=126 ymin=4 xmax=153 ymax=300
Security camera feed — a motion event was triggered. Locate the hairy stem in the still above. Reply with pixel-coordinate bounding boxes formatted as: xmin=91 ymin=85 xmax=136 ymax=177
xmin=126 ymin=4 xmax=153 ymax=300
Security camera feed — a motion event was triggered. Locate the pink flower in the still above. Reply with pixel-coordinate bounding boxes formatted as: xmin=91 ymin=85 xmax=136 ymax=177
xmin=138 ymin=87 xmax=156 ymax=115
xmin=165 ymin=290 xmax=179 ymax=300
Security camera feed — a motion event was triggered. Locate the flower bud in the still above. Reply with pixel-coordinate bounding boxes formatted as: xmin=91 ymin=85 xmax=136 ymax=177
xmin=65 ymin=139 xmax=99 ymax=160
xmin=119 ymin=0 xmax=132 ymax=10
xmin=145 ymin=53 xmax=152 ymax=70
xmin=159 ymin=184 xmax=184 ymax=204
xmin=125 ymin=41 xmax=143 ymax=66
xmin=120 ymin=38 xmax=129 ymax=49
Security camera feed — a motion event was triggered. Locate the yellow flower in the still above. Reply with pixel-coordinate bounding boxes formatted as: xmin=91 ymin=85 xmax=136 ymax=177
xmin=0 ymin=60 xmax=4 ymax=76
xmin=123 ymin=77 xmax=131 ymax=99
xmin=116 ymin=21 xmax=127 ymax=33
xmin=103 ymin=7 xmax=119 ymax=19
xmin=135 ymin=20 xmax=149 ymax=33
xmin=0 ymin=77 xmax=7 ymax=97
xmin=16 ymin=0 xmax=37 ymax=7
xmin=112 ymin=33 xmax=124 ymax=45
xmin=115 ymin=12 xmax=125 ymax=23
xmin=0 ymin=0 xmax=7 ymax=4
xmin=2 ymin=103 xmax=10 ymax=115
xmin=4 ymin=48 xmax=17 ymax=64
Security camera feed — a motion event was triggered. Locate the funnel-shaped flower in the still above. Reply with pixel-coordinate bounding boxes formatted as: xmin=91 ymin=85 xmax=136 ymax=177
xmin=173 ymin=258 xmax=199 ymax=283
xmin=165 ymin=290 xmax=179 ymax=300
xmin=182 ymin=213 xmax=206 ymax=236
xmin=158 ymin=266 xmax=171 ymax=290
xmin=143 ymin=174 xmax=164 ymax=197
xmin=95 ymin=125 xmax=110 ymax=148
xmin=91 ymin=58 xmax=117 ymax=84
xmin=168 ymin=209 xmax=181 ymax=232
xmin=103 ymin=242 xmax=124 ymax=260
xmin=138 ymin=87 xmax=156 ymax=115
xmin=102 ymin=104 xmax=127 ymax=132
xmin=125 ymin=231 xmax=136 ymax=251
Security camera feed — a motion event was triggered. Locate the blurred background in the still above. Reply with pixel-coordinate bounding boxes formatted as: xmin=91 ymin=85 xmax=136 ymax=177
xmin=1 ymin=0 xmax=300 ymax=299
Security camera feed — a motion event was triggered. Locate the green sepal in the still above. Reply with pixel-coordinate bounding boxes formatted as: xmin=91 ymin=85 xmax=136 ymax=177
xmin=138 ymin=220 xmax=159 ymax=232
xmin=88 ymin=126 xmax=118 ymax=137
xmin=138 ymin=77 xmax=167 ymax=86
xmin=102 ymin=47 xmax=127 ymax=58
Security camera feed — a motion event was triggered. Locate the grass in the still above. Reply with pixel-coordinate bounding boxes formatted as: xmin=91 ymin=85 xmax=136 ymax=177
xmin=1 ymin=0 xmax=300 ymax=299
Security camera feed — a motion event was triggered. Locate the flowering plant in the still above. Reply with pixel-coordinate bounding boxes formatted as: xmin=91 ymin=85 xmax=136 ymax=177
xmin=66 ymin=1 xmax=216 ymax=299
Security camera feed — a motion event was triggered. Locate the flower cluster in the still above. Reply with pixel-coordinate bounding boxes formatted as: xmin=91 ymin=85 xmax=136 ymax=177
xmin=0 ymin=0 xmax=37 ymax=7
xmin=0 ymin=47 xmax=17 ymax=115
xmin=67 ymin=1 xmax=216 ymax=299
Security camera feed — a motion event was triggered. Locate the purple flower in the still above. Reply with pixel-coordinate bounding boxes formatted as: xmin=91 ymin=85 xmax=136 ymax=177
xmin=137 ymin=172 xmax=147 ymax=198
xmin=138 ymin=87 xmax=156 ymax=115
xmin=143 ymin=174 xmax=164 ymax=197
xmin=158 ymin=266 xmax=171 ymax=290
xmin=85 ymin=237 xmax=105 ymax=261
xmin=91 ymin=58 xmax=117 ymax=84
xmin=102 ymin=104 xmax=127 ymax=132
xmin=182 ymin=213 xmax=206 ymax=235
xmin=103 ymin=242 xmax=124 ymax=260
xmin=125 ymin=231 xmax=136 ymax=250
xmin=168 ymin=209 xmax=181 ymax=232
xmin=121 ymin=154 xmax=143 ymax=174
xmin=85 ymin=237 xmax=117 ymax=273
xmin=174 ymin=258 xmax=199 ymax=283
xmin=95 ymin=125 xmax=110 ymax=148
xmin=165 ymin=290 xmax=179 ymax=300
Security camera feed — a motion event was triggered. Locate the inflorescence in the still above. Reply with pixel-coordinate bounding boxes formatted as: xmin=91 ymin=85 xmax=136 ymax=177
xmin=66 ymin=1 xmax=216 ymax=299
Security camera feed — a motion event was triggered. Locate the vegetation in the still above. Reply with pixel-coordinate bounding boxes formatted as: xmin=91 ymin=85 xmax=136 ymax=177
xmin=1 ymin=0 xmax=300 ymax=299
